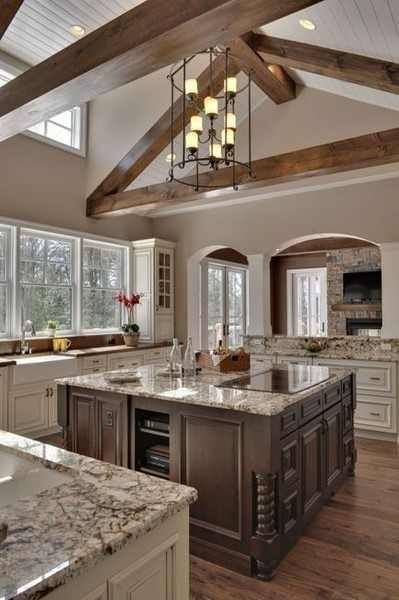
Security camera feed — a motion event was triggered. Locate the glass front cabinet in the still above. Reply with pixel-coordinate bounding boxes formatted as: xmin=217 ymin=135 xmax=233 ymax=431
xmin=132 ymin=239 xmax=175 ymax=343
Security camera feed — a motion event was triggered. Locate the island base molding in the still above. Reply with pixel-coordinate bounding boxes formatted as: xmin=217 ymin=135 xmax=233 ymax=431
xmin=59 ymin=372 xmax=356 ymax=581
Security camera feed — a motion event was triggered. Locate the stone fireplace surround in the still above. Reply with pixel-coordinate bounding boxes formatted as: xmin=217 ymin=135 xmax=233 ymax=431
xmin=327 ymin=246 xmax=381 ymax=336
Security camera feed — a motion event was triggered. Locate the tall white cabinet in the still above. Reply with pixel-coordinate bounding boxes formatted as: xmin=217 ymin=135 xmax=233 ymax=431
xmin=132 ymin=239 xmax=175 ymax=343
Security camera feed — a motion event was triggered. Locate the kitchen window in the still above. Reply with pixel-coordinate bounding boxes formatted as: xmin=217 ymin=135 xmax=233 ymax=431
xmin=201 ymin=259 xmax=248 ymax=350
xmin=287 ymin=267 xmax=327 ymax=337
xmin=82 ymin=241 xmax=126 ymax=331
xmin=0 ymin=68 xmax=86 ymax=156
xmin=19 ymin=230 xmax=74 ymax=334
xmin=0 ymin=226 xmax=12 ymax=338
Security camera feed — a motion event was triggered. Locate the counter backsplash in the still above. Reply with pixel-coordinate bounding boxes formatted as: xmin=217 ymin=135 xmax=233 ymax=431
xmin=243 ymin=335 xmax=399 ymax=361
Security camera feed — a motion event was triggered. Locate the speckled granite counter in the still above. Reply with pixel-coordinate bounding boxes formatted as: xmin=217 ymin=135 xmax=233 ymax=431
xmin=57 ymin=364 xmax=350 ymax=417
xmin=0 ymin=430 xmax=197 ymax=600
xmin=244 ymin=335 xmax=399 ymax=362
xmin=65 ymin=342 xmax=171 ymax=357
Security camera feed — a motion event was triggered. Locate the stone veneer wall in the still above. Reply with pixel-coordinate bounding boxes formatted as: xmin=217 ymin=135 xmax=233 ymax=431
xmin=327 ymin=247 xmax=381 ymax=336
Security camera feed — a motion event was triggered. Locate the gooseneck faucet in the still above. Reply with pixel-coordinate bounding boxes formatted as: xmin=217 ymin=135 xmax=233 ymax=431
xmin=20 ymin=320 xmax=36 ymax=354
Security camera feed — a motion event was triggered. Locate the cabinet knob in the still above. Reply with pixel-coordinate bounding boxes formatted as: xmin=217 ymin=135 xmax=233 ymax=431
xmin=105 ymin=410 xmax=114 ymax=427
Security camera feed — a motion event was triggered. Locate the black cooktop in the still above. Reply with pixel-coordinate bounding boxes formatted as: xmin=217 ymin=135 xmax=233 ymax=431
xmin=217 ymin=365 xmax=332 ymax=395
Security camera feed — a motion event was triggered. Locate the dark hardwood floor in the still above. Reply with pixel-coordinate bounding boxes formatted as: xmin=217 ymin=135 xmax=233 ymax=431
xmin=190 ymin=438 xmax=399 ymax=600
xmin=39 ymin=434 xmax=399 ymax=599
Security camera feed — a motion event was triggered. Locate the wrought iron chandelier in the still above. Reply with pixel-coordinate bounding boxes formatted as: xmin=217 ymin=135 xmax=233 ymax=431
xmin=167 ymin=47 xmax=253 ymax=192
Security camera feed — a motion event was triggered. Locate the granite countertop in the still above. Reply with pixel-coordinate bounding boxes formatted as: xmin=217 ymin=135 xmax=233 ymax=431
xmin=65 ymin=342 xmax=171 ymax=357
xmin=0 ymin=431 xmax=197 ymax=600
xmin=57 ymin=364 xmax=351 ymax=418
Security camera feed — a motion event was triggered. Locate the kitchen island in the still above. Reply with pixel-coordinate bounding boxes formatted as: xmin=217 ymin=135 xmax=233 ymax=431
xmin=0 ymin=430 xmax=196 ymax=600
xmin=57 ymin=364 xmax=356 ymax=581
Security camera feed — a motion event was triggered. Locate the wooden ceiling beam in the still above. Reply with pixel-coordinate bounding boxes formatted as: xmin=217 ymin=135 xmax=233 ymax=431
xmin=87 ymin=126 xmax=399 ymax=217
xmin=228 ymin=35 xmax=296 ymax=104
xmin=87 ymin=54 xmax=241 ymax=203
xmin=0 ymin=0 xmax=322 ymax=142
xmin=0 ymin=1 xmax=24 ymax=40
xmin=249 ymin=33 xmax=399 ymax=95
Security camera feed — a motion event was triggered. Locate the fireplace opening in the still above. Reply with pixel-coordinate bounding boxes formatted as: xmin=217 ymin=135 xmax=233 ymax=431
xmin=346 ymin=318 xmax=382 ymax=337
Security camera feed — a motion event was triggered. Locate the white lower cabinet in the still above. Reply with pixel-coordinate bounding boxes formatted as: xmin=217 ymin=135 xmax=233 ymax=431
xmin=42 ymin=509 xmax=189 ymax=600
xmin=0 ymin=368 xmax=8 ymax=430
xmin=108 ymin=546 xmax=173 ymax=600
xmin=8 ymin=382 xmax=49 ymax=436
xmin=8 ymin=381 xmax=61 ymax=437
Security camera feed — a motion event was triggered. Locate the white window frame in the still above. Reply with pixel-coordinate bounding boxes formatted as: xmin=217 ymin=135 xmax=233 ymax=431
xmin=16 ymin=227 xmax=77 ymax=336
xmin=0 ymin=215 xmax=131 ymax=339
xmin=0 ymin=58 xmax=87 ymax=157
xmin=201 ymin=258 xmax=248 ymax=350
xmin=0 ymin=225 xmax=13 ymax=338
xmin=287 ymin=267 xmax=327 ymax=337
xmin=80 ymin=239 xmax=129 ymax=334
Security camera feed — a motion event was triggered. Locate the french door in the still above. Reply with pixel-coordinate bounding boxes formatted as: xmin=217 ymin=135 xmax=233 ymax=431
xmin=201 ymin=260 xmax=247 ymax=350
xmin=287 ymin=268 xmax=327 ymax=337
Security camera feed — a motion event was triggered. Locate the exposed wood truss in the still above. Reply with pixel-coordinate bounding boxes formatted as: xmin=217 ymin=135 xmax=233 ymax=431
xmin=0 ymin=0 xmax=24 ymax=40
xmin=0 ymin=0 xmax=322 ymax=142
xmin=87 ymin=37 xmax=296 ymax=204
xmin=249 ymin=33 xmax=399 ymax=96
xmin=229 ymin=35 xmax=296 ymax=104
xmin=87 ymin=126 xmax=399 ymax=217
xmin=87 ymin=55 xmax=241 ymax=203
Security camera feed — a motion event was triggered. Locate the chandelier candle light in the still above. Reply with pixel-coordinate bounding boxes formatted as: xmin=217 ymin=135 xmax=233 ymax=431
xmin=167 ymin=47 xmax=253 ymax=191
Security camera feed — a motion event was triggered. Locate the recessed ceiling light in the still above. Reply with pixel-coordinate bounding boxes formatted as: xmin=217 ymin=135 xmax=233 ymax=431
xmin=70 ymin=24 xmax=86 ymax=38
xmin=166 ymin=153 xmax=176 ymax=163
xmin=299 ymin=18 xmax=316 ymax=31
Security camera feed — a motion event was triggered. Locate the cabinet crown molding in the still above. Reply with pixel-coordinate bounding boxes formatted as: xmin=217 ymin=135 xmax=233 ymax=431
xmin=131 ymin=238 xmax=176 ymax=249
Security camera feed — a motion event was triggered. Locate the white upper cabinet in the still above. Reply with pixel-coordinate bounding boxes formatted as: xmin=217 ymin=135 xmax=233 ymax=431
xmin=132 ymin=239 xmax=176 ymax=343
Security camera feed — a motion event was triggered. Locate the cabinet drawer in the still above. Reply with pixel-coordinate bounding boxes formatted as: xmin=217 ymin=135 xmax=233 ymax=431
xmin=299 ymin=392 xmax=323 ymax=425
xmin=355 ymin=398 xmax=392 ymax=431
xmin=144 ymin=348 xmax=166 ymax=364
xmin=356 ymin=364 xmax=395 ymax=397
xmin=109 ymin=353 xmax=144 ymax=370
xmin=280 ymin=405 xmax=299 ymax=439
xmin=324 ymin=383 xmax=341 ymax=409
xmin=250 ymin=355 xmax=273 ymax=372
xmin=278 ymin=355 xmax=310 ymax=366
xmin=81 ymin=355 xmax=107 ymax=370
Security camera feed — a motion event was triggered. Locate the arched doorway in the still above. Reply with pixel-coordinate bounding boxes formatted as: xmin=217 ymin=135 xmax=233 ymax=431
xmin=271 ymin=234 xmax=381 ymax=337
xmin=187 ymin=245 xmax=248 ymax=349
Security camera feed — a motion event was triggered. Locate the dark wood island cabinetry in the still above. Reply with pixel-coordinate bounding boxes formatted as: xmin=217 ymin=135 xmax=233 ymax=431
xmin=57 ymin=366 xmax=356 ymax=580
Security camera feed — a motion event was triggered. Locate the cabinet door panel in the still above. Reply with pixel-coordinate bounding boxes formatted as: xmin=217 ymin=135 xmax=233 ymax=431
xmin=324 ymin=404 xmax=343 ymax=493
xmin=108 ymin=548 xmax=172 ymax=600
xmin=9 ymin=384 xmax=48 ymax=435
xmin=98 ymin=396 xmax=127 ymax=467
xmin=71 ymin=392 xmax=97 ymax=458
xmin=300 ymin=416 xmax=324 ymax=522
xmin=181 ymin=415 xmax=242 ymax=539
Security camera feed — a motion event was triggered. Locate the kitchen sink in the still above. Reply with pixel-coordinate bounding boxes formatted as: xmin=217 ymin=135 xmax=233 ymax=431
xmin=0 ymin=447 xmax=72 ymax=509
xmin=12 ymin=353 xmax=78 ymax=385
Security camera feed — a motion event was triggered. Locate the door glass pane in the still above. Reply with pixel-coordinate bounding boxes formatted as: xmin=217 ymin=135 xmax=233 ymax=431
xmin=228 ymin=270 xmax=245 ymax=348
xmin=207 ymin=265 xmax=224 ymax=350
xmin=291 ymin=269 xmax=326 ymax=337
xmin=0 ymin=286 xmax=7 ymax=335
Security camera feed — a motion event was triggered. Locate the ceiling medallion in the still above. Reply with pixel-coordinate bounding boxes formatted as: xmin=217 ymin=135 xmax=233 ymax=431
xmin=167 ymin=47 xmax=254 ymax=192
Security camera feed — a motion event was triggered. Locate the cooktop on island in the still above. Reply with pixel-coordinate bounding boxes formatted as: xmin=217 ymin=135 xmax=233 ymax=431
xmin=217 ymin=364 xmax=332 ymax=395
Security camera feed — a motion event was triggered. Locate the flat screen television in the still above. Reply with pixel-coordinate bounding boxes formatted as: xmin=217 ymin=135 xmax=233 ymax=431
xmin=343 ymin=270 xmax=381 ymax=304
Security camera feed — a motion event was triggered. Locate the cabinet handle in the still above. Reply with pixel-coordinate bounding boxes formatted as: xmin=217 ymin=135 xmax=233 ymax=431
xmin=369 ymin=377 xmax=381 ymax=382
xmin=45 ymin=387 xmax=49 ymax=398
xmin=49 ymin=387 xmax=54 ymax=397
xmin=370 ymin=412 xmax=381 ymax=417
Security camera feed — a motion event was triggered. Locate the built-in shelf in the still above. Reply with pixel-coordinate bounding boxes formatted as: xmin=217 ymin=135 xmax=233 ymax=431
xmin=332 ymin=303 xmax=382 ymax=312
xmin=140 ymin=466 xmax=170 ymax=479
xmin=139 ymin=427 xmax=170 ymax=438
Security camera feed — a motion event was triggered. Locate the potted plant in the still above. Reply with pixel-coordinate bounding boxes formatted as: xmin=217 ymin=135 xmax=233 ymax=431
xmin=116 ymin=292 xmax=141 ymax=347
xmin=47 ymin=320 xmax=58 ymax=338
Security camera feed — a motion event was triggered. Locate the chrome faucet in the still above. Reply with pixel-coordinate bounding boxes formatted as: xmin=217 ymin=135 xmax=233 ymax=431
xmin=20 ymin=320 xmax=36 ymax=354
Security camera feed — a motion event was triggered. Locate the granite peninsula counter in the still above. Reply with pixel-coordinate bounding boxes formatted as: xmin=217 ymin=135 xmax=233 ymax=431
xmin=0 ymin=430 xmax=196 ymax=600
xmin=57 ymin=364 xmax=357 ymax=581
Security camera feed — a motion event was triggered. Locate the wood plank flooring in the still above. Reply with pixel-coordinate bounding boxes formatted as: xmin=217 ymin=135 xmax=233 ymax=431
xmin=39 ymin=434 xmax=399 ymax=599
xmin=190 ymin=438 xmax=399 ymax=600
